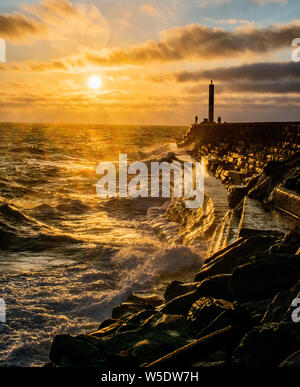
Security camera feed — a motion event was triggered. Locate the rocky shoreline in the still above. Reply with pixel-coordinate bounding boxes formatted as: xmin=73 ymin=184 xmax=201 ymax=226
xmin=47 ymin=226 xmax=300 ymax=368
xmin=45 ymin=133 xmax=300 ymax=368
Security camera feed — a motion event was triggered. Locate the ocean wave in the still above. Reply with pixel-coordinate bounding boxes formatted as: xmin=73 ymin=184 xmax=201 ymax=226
xmin=0 ymin=202 xmax=82 ymax=251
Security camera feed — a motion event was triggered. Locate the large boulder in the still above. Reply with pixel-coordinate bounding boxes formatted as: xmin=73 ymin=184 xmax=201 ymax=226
xmin=232 ymin=322 xmax=300 ymax=367
xmin=161 ymin=290 xmax=200 ymax=316
xmin=194 ymin=274 xmax=233 ymax=301
xmin=111 ymin=302 xmax=154 ymax=320
xmin=187 ymin=297 xmax=234 ymax=332
xmin=164 ymin=281 xmax=197 ymax=302
xmin=228 ymin=185 xmax=249 ymax=209
xmin=195 ymin=234 xmax=279 ymax=282
xmin=229 ymin=254 xmax=300 ymax=302
xmin=50 ymin=335 xmax=104 ymax=367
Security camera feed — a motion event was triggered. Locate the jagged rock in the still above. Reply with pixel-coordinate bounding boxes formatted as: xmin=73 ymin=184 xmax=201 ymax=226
xmin=227 ymin=185 xmax=248 ymax=209
xmin=101 ymin=313 xmax=191 ymax=366
xmin=229 ymin=255 xmax=300 ymax=302
xmin=279 ymin=351 xmax=300 ymax=368
xmin=164 ymin=281 xmax=197 ymax=302
xmin=194 ymin=274 xmax=233 ymax=300
xmin=281 ymin=226 xmax=300 ymax=251
xmin=187 ymin=297 xmax=234 ymax=331
xmin=111 ymin=302 xmax=154 ymax=320
xmin=161 ymin=290 xmax=200 ymax=316
xmin=126 ymin=293 xmax=164 ymax=308
xmin=116 ymin=310 xmax=157 ymax=333
xmin=98 ymin=319 xmax=119 ymax=330
xmin=262 ymin=280 xmax=300 ymax=323
xmin=50 ymin=335 xmax=104 ymax=366
xmin=237 ymin=299 xmax=272 ymax=323
xmin=92 ymin=321 xmax=121 ymax=338
xmin=232 ymin=322 xmax=300 ymax=367
xmin=195 ymin=234 xmax=278 ymax=282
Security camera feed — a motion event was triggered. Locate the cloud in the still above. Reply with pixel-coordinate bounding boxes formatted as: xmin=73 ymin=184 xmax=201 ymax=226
xmin=140 ymin=4 xmax=160 ymax=17
xmin=152 ymin=61 xmax=300 ymax=83
xmin=0 ymin=13 xmax=46 ymax=41
xmin=201 ymin=18 xmax=251 ymax=25
xmin=198 ymin=0 xmax=232 ymax=8
xmin=251 ymin=0 xmax=287 ymax=5
xmin=0 ymin=0 xmax=108 ymax=43
xmin=73 ymin=21 xmax=300 ymax=66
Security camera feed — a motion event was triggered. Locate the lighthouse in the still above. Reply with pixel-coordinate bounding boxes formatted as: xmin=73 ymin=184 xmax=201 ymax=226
xmin=209 ymin=80 xmax=214 ymax=123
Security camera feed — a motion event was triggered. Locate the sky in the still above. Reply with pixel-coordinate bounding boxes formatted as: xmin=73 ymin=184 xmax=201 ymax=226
xmin=0 ymin=0 xmax=300 ymax=124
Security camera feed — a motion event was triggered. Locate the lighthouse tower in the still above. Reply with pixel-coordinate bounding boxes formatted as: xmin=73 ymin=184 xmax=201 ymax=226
xmin=209 ymin=80 xmax=214 ymax=123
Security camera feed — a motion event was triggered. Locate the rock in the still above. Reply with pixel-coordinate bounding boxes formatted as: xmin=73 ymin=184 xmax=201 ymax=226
xmin=281 ymin=226 xmax=300 ymax=252
xmin=116 ymin=310 xmax=156 ymax=333
xmin=161 ymin=290 xmax=200 ymax=316
xmin=232 ymin=322 xmax=300 ymax=367
xmin=192 ymin=360 xmax=225 ymax=368
xmin=92 ymin=321 xmax=121 ymax=338
xmin=227 ymin=185 xmax=248 ymax=209
xmin=102 ymin=313 xmax=191 ymax=366
xmin=98 ymin=319 xmax=119 ymax=330
xmin=194 ymin=274 xmax=233 ymax=301
xmin=229 ymin=255 xmax=300 ymax=302
xmin=239 ymin=299 xmax=272 ymax=323
xmin=187 ymin=297 xmax=234 ymax=331
xmin=126 ymin=293 xmax=164 ymax=308
xmin=195 ymin=234 xmax=278 ymax=282
xmin=262 ymin=280 xmax=300 ymax=323
xmin=279 ymin=350 xmax=300 ymax=368
xmin=50 ymin=335 xmax=104 ymax=367
xmin=164 ymin=281 xmax=197 ymax=302
xmin=111 ymin=302 xmax=154 ymax=320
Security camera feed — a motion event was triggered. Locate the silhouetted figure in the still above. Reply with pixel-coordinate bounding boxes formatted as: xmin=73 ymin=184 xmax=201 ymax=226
xmin=195 ymin=115 xmax=198 ymax=124
xmin=218 ymin=116 xmax=222 ymax=124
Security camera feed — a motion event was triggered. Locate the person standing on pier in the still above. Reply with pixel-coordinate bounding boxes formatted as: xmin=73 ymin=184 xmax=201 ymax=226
xmin=195 ymin=115 xmax=198 ymax=124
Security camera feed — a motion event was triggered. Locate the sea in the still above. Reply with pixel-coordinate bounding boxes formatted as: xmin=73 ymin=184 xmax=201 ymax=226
xmin=1 ymin=123 xmax=292 ymax=367
xmin=0 ymin=123 xmax=224 ymax=366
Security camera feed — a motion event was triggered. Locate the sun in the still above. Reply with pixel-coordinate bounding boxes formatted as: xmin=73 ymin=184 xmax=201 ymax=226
xmin=88 ymin=75 xmax=102 ymax=90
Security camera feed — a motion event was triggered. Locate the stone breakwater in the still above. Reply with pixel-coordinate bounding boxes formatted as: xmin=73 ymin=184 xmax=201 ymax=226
xmin=46 ymin=123 xmax=300 ymax=368
xmin=47 ymin=228 xmax=300 ymax=368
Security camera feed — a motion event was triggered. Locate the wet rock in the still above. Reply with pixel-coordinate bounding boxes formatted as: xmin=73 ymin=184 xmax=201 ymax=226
xmin=116 ymin=310 xmax=156 ymax=333
xmin=195 ymin=234 xmax=278 ymax=282
xmin=281 ymin=226 xmax=300 ymax=252
xmin=227 ymin=185 xmax=248 ymax=209
xmin=192 ymin=360 xmax=225 ymax=368
xmin=161 ymin=290 xmax=200 ymax=316
xmin=239 ymin=299 xmax=272 ymax=323
xmin=50 ymin=335 xmax=104 ymax=366
xmin=262 ymin=280 xmax=300 ymax=323
xmin=279 ymin=351 xmax=300 ymax=368
xmin=98 ymin=319 xmax=119 ymax=330
xmin=111 ymin=302 xmax=154 ymax=320
xmin=229 ymin=255 xmax=300 ymax=302
xmin=92 ymin=321 xmax=121 ymax=338
xmin=187 ymin=297 xmax=234 ymax=331
xmin=126 ymin=293 xmax=164 ymax=308
xmin=164 ymin=281 xmax=197 ymax=302
xmin=194 ymin=274 xmax=233 ymax=301
xmin=232 ymin=322 xmax=300 ymax=367
xmin=102 ymin=313 xmax=191 ymax=366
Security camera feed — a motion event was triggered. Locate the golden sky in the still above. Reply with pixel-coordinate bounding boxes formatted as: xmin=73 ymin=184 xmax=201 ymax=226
xmin=0 ymin=0 xmax=300 ymax=124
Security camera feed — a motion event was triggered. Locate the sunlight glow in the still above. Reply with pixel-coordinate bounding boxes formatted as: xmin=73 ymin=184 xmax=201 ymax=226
xmin=88 ymin=75 xmax=102 ymax=90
